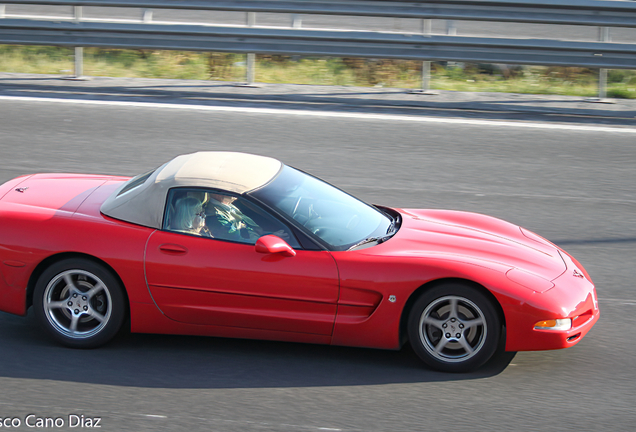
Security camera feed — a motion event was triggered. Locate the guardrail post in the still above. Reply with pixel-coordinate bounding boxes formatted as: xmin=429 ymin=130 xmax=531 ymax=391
xmin=142 ymin=9 xmax=153 ymax=23
xmin=73 ymin=6 xmax=84 ymax=79
xmin=291 ymin=15 xmax=302 ymax=61
xmin=412 ymin=19 xmax=436 ymax=94
xmin=598 ymin=26 xmax=610 ymax=100
xmin=446 ymin=20 xmax=456 ymax=36
xmin=291 ymin=14 xmax=302 ymax=29
xmin=245 ymin=12 xmax=256 ymax=86
xmin=422 ymin=19 xmax=431 ymax=91
xmin=445 ymin=20 xmax=460 ymax=68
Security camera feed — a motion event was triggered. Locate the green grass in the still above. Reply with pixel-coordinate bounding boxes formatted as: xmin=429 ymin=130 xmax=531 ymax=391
xmin=2 ymin=45 xmax=635 ymax=98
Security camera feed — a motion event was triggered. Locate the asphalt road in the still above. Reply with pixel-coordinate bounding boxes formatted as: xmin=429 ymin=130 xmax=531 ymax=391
xmin=0 ymin=96 xmax=635 ymax=431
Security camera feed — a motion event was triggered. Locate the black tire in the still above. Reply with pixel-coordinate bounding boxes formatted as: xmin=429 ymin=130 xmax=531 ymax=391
xmin=33 ymin=258 xmax=126 ymax=348
xmin=407 ymin=283 xmax=501 ymax=373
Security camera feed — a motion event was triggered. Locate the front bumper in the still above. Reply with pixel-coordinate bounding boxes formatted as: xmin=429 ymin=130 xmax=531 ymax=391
xmin=505 ymin=251 xmax=599 ymax=352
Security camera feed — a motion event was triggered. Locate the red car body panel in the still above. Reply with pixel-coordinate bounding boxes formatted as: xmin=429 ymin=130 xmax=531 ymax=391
xmin=0 ymin=173 xmax=599 ymax=353
xmin=130 ymin=302 xmax=332 ymax=345
xmin=145 ymin=229 xmax=339 ymax=335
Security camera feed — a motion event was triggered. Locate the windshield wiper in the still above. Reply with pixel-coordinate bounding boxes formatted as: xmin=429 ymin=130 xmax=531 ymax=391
xmin=386 ymin=212 xmax=401 ymax=235
xmin=348 ymin=211 xmax=400 ymax=251
xmin=348 ymin=236 xmax=387 ymax=251
xmin=386 ymin=216 xmax=396 ymax=234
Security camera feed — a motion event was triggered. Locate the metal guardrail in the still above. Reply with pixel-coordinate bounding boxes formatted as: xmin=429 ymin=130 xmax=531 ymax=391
xmin=3 ymin=0 xmax=636 ymax=28
xmin=0 ymin=19 xmax=633 ymax=69
xmin=0 ymin=0 xmax=634 ymax=97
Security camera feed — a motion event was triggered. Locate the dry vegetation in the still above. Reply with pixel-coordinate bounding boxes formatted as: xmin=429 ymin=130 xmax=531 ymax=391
xmin=2 ymin=46 xmax=635 ymax=98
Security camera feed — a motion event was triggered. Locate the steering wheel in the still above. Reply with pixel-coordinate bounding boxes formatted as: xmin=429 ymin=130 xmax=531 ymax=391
xmin=291 ymin=196 xmax=311 ymax=226
xmin=308 ymin=203 xmax=320 ymax=221
xmin=292 ymin=196 xmax=321 ymax=225
xmin=292 ymin=196 xmax=302 ymax=216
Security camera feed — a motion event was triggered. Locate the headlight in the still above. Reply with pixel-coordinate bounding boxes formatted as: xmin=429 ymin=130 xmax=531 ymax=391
xmin=534 ymin=319 xmax=572 ymax=331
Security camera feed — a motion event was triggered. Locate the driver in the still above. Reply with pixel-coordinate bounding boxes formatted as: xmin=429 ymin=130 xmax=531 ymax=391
xmin=206 ymin=193 xmax=260 ymax=241
xmin=206 ymin=193 xmax=291 ymax=242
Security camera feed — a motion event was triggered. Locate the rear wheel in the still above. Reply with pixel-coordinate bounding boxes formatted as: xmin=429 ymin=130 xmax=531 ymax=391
xmin=408 ymin=283 xmax=500 ymax=372
xmin=33 ymin=258 xmax=126 ymax=348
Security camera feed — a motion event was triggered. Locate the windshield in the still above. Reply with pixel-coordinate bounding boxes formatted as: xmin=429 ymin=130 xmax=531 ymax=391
xmin=250 ymin=166 xmax=393 ymax=251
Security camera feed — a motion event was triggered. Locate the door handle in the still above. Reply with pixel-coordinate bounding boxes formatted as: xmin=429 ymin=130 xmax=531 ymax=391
xmin=159 ymin=244 xmax=188 ymax=255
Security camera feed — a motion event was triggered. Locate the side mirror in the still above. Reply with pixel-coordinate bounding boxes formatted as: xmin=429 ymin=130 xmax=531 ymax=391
xmin=255 ymin=235 xmax=296 ymax=257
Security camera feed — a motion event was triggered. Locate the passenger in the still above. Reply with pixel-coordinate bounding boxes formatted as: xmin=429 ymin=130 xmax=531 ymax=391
xmin=172 ymin=196 xmax=212 ymax=237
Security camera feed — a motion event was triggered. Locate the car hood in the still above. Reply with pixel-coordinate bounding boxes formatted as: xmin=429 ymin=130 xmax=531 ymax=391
xmin=386 ymin=208 xmax=566 ymax=280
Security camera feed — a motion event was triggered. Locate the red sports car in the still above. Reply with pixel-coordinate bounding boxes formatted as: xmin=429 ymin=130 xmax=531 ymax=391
xmin=0 ymin=151 xmax=599 ymax=372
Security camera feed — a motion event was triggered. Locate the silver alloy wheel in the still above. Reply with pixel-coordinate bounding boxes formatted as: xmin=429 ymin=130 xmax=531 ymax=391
xmin=43 ymin=269 xmax=113 ymax=339
xmin=419 ymin=295 xmax=487 ymax=363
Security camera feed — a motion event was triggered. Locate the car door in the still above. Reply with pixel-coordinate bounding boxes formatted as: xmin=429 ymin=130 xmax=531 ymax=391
xmin=144 ymin=189 xmax=339 ymax=336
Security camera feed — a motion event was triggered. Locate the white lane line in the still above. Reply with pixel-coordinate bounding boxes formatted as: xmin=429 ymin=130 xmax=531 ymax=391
xmin=0 ymin=402 xmax=348 ymax=431
xmin=599 ymin=298 xmax=636 ymax=306
xmin=1 ymin=95 xmax=635 ymax=133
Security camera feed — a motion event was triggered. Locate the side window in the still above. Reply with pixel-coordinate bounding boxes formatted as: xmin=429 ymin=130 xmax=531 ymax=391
xmin=206 ymin=192 xmax=301 ymax=248
xmin=164 ymin=189 xmax=210 ymax=237
xmin=164 ymin=189 xmax=300 ymax=248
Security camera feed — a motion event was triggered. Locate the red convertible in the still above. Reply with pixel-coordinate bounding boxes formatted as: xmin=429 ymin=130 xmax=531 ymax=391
xmin=0 ymin=152 xmax=599 ymax=372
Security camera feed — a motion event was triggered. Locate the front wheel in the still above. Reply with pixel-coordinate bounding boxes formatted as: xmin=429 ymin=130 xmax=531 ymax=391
xmin=408 ymin=283 xmax=501 ymax=372
xmin=33 ymin=258 xmax=126 ymax=348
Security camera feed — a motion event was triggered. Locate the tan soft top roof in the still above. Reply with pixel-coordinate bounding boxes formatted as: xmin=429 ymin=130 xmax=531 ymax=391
xmin=100 ymin=151 xmax=282 ymax=229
